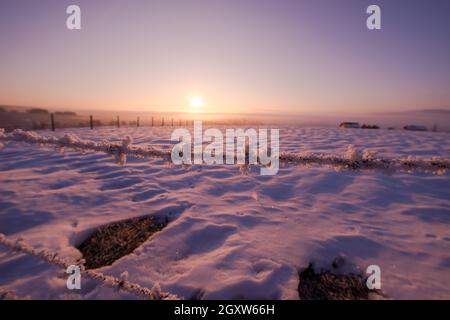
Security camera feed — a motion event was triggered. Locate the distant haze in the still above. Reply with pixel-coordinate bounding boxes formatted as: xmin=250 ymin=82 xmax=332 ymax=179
xmin=3 ymin=104 xmax=450 ymax=131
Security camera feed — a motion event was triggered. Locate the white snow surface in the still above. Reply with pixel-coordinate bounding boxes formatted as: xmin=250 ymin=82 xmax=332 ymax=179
xmin=0 ymin=126 xmax=449 ymax=299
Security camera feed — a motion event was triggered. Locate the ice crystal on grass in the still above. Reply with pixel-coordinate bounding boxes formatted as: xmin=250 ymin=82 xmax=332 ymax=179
xmin=298 ymin=259 xmax=384 ymax=300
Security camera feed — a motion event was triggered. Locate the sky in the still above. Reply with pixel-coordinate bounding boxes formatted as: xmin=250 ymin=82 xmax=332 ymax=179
xmin=1 ymin=0 xmax=450 ymax=116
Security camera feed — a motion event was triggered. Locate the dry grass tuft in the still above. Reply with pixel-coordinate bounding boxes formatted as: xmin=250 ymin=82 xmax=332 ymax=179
xmin=298 ymin=263 xmax=383 ymax=300
xmin=77 ymin=216 xmax=167 ymax=269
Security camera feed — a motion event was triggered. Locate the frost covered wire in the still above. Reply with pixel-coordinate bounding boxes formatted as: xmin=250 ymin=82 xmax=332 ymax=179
xmin=1 ymin=129 xmax=449 ymax=174
xmin=0 ymin=233 xmax=177 ymax=300
xmin=280 ymin=145 xmax=450 ymax=174
xmin=0 ymin=129 xmax=171 ymax=165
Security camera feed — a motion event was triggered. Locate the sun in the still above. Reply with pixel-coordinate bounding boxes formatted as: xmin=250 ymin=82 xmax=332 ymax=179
xmin=190 ymin=96 xmax=204 ymax=110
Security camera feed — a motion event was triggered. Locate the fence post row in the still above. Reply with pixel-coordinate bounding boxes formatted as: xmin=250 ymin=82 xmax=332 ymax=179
xmin=47 ymin=114 xmax=192 ymax=131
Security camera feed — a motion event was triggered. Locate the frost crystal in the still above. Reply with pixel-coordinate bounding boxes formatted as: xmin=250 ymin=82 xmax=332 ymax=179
xmin=120 ymin=271 xmax=129 ymax=282
xmin=362 ymin=149 xmax=377 ymax=160
xmin=150 ymin=282 xmax=162 ymax=299
xmin=345 ymin=145 xmax=362 ymax=162
xmin=122 ymin=136 xmax=133 ymax=149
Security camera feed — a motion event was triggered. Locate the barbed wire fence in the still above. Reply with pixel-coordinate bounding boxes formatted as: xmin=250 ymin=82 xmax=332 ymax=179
xmin=0 ymin=234 xmax=178 ymax=300
xmin=1 ymin=128 xmax=449 ymax=174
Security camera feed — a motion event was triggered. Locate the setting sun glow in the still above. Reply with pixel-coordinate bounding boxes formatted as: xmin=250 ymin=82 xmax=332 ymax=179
xmin=189 ymin=96 xmax=204 ymax=111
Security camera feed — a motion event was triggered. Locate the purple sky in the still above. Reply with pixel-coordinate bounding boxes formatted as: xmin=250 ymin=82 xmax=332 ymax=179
xmin=1 ymin=0 xmax=449 ymax=115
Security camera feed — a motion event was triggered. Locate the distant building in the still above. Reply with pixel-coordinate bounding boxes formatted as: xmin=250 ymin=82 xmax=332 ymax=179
xmin=361 ymin=124 xmax=380 ymax=129
xmin=404 ymin=125 xmax=427 ymax=131
xmin=339 ymin=122 xmax=360 ymax=128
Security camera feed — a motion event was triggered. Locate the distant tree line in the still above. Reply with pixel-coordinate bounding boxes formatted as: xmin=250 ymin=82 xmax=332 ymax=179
xmin=55 ymin=111 xmax=77 ymax=116
xmin=26 ymin=108 xmax=77 ymax=116
xmin=27 ymin=108 xmax=49 ymax=114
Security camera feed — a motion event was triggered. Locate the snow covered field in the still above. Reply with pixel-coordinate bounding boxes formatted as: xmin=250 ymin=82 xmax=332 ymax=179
xmin=0 ymin=126 xmax=449 ymax=299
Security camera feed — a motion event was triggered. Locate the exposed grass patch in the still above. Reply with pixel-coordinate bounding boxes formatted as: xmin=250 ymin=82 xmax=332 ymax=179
xmin=77 ymin=216 xmax=167 ymax=269
xmin=298 ymin=263 xmax=383 ymax=300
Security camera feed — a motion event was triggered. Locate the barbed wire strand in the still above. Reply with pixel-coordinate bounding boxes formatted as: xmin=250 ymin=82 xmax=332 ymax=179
xmin=0 ymin=233 xmax=178 ymax=300
xmin=1 ymin=129 xmax=449 ymax=174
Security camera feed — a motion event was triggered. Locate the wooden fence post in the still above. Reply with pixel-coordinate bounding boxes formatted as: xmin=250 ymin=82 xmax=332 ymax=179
xmin=137 ymin=116 xmax=140 ymax=127
xmin=50 ymin=113 xmax=55 ymax=131
xmin=90 ymin=115 xmax=94 ymax=129
xmin=151 ymin=116 xmax=154 ymax=127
